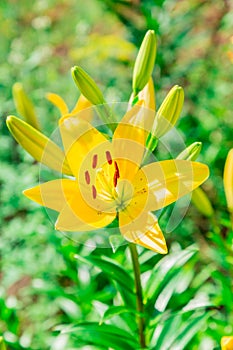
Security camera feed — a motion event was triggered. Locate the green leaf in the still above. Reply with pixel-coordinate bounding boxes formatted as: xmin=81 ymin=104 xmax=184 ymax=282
xmin=75 ymin=254 xmax=134 ymax=294
xmin=144 ymin=246 xmax=198 ymax=304
xmin=59 ymin=322 xmax=138 ymax=350
xmin=100 ymin=306 xmax=138 ymax=324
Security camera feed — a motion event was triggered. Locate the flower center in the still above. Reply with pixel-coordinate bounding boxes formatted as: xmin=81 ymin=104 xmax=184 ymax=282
xmin=79 ymin=148 xmax=134 ymax=213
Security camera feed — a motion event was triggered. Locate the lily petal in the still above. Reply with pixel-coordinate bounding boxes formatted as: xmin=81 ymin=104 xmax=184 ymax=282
xmin=71 ymin=94 xmax=93 ymax=122
xmin=46 ymin=93 xmax=69 ymax=116
xmin=56 ymin=192 xmax=116 ymax=231
xmin=23 ymin=179 xmax=77 ymax=212
xmin=59 ymin=118 xmax=110 ymax=178
xmin=141 ymin=159 xmax=209 ymax=211
xmin=119 ymin=211 xmax=167 ymax=254
xmin=138 ymin=77 xmax=156 ymax=112
xmin=113 ymin=102 xmax=147 ymax=181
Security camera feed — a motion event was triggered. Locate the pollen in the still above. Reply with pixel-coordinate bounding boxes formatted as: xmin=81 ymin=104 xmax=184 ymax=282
xmin=85 ymin=170 xmax=90 ymax=185
xmin=106 ymin=151 xmax=112 ymax=165
xmin=92 ymin=154 xmax=98 ymax=169
xmin=92 ymin=185 xmax=97 ymax=199
xmin=113 ymin=161 xmax=120 ymax=187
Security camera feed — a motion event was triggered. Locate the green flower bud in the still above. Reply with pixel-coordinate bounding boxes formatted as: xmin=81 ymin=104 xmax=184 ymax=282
xmin=71 ymin=66 xmax=105 ymax=106
xmin=191 ymin=187 xmax=214 ymax=217
xmin=154 ymin=85 xmax=184 ymax=138
xmin=12 ymin=82 xmax=40 ymax=130
xmin=132 ymin=30 xmax=156 ymax=94
xmin=177 ymin=142 xmax=213 ymax=217
xmin=6 ymin=116 xmax=72 ymax=175
xmin=177 ymin=142 xmax=202 ymax=161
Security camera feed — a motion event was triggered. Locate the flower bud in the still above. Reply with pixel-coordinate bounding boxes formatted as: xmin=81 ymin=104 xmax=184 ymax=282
xmin=132 ymin=30 xmax=156 ymax=94
xmin=224 ymin=149 xmax=233 ymax=212
xmin=6 ymin=116 xmax=72 ymax=175
xmin=177 ymin=142 xmax=202 ymax=161
xmin=191 ymin=187 xmax=214 ymax=217
xmin=154 ymin=85 xmax=184 ymax=138
xmin=177 ymin=142 xmax=213 ymax=217
xmin=71 ymin=66 xmax=105 ymax=106
xmin=13 ymin=82 xmax=40 ymax=130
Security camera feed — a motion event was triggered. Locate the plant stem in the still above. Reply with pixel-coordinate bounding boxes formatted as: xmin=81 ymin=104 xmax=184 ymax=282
xmin=129 ymin=243 xmax=146 ymax=348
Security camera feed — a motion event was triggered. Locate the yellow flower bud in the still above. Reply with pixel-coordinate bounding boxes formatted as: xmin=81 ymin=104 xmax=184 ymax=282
xmin=224 ymin=149 xmax=233 ymax=213
xmin=154 ymin=85 xmax=184 ymax=138
xmin=177 ymin=142 xmax=202 ymax=161
xmin=132 ymin=30 xmax=156 ymax=94
xmin=71 ymin=66 xmax=105 ymax=106
xmin=6 ymin=116 xmax=72 ymax=175
xmin=12 ymin=82 xmax=40 ymax=130
xmin=221 ymin=336 xmax=233 ymax=350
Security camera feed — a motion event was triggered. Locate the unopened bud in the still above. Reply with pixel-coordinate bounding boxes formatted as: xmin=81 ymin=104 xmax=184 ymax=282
xmin=71 ymin=66 xmax=105 ymax=106
xmin=13 ymin=82 xmax=40 ymax=130
xmin=177 ymin=142 xmax=202 ymax=161
xmin=6 ymin=116 xmax=72 ymax=175
xmin=154 ymin=85 xmax=184 ymax=138
xmin=224 ymin=149 xmax=233 ymax=212
xmin=132 ymin=30 xmax=156 ymax=94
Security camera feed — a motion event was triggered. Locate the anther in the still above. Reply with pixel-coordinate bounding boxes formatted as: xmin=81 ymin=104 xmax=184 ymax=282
xmin=92 ymin=154 xmax=98 ymax=169
xmin=92 ymin=185 xmax=97 ymax=199
xmin=113 ymin=161 xmax=120 ymax=187
xmin=106 ymin=151 xmax=112 ymax=165
xmin=85 ymin=170 xmax=90 ymax=185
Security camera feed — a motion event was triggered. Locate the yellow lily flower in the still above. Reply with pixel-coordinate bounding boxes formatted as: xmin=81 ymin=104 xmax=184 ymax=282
xmin=221 ymin=336 xmax=233 ymax=350
xmin=46 ymin=92 xmax=93 ymax=122
xmin=23 ymin=103 xmax=209 ymax=253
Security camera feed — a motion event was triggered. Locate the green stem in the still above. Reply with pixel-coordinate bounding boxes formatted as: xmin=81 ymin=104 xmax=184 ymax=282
xmin=129 ymin=243 xmax=146 ymax=349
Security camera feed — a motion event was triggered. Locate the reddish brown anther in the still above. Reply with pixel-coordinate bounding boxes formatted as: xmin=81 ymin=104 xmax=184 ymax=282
xmin=113 ymin=161 xmax=120 ymax=187
xmin=92 ymin=154 xmax=98 ymax=169
xmin=85 ymin=170 xmax=90 ymax=185
xmin=92 ymin=185 xmax=97 ymax=199
xmin=106 ymin=151 xmax=112 ymax=165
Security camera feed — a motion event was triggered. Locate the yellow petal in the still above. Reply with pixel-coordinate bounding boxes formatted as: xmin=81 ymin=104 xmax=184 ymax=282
xmin=59 ymin=117 xmax=110 ymax=179
xmin=6 ymin=115 xmax=72 ymax=175
xmin=112 ymin=102 xmax=147 ymax=181
xmin=138 ymin=77 xmax=156 ymax=111
xmin=224 ymin=149 xmax=233 ymax=212
xmin=23 ymin=179 xmax=77 ymax=212
xmin=56 ymin=191 xmax=116 ymax=231
xmin=46 ymin=93 xmax=69 ymax=116
xmin=71 ymin=94 xmax=93 ymax=122
xmin=119 ymin=211 xmax=167 ymax=254
xmin=141 ymin=159 xmax=209 ymax=211
xmin=221 ymin=336 xmax=233 ymax=350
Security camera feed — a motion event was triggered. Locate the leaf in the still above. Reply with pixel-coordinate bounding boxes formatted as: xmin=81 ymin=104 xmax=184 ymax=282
xmin=59 ymin=322 xmax=138 ymax=350
xmin=75 ymin=254 xmax=134 ymax=294
xmin=100 ymin=306 xmax=138 ymax=324
xmin=144 ymin=246 xmax=198 ymax=304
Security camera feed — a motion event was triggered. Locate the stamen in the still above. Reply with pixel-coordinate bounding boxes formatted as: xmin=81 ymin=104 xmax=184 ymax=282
xmin=85 ymin=170 xmax=90 ymax=185
xmin=92 ymin=154 xmax=98 ymax=169
xmin=92 ymin=185 xmax=97 ymax=199
xmin=106 ymin=151 xmax=112 ymax=165
xmin=113 ymin=161 xmax=120 ymax=187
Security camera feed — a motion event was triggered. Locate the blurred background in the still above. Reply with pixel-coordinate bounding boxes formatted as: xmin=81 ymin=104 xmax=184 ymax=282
xmin=0 ymin=0 xmax=233 ymax=349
